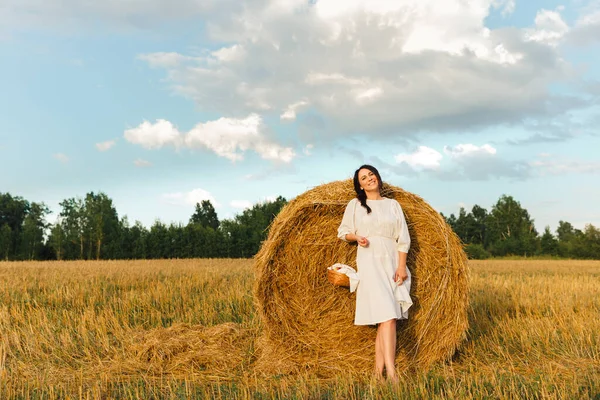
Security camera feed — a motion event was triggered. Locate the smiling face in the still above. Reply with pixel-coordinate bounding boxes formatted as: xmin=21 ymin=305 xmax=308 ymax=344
xmin=358 ymin=168 xmax=379 ymax=192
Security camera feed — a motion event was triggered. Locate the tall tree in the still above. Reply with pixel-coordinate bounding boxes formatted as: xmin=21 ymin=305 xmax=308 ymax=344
xmin=48 ymin=218 xmax=65 ymax=260
xmin=486 ymin=195 xmax=538 ymax=256
xmin=59 ymin=197 xmax=86 ymax=259
xmin=189 ymin=200 xmax=220 ymax=230
xmin=19 ymin=202 xmax=50 ymax=260
xmin=84 ymin=192 xmax=120 ymax=260
xmin=556 ymin=220 xmax=579 ymax=258
xmin=222 ymin=196 xmax=287 ymax=257
xmin=471 ymin=205 xmax=488 ymax=246
xmin=0 ymin=193 xmax=30 ymax=259
xmin=540 ymin=226 xmax=558 ymax=256
xmin=0 ymin=224 xmax=11 ymax=261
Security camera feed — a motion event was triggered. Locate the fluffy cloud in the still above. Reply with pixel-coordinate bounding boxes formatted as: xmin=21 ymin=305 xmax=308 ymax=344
xmin=96 ymin=140 xmax=116 ymax=151
xmin=392 ymin=143 xmax=529 ymax=180
xmin=531 ymin=158 xmax=600 ymax=175
xmin=133 ymin=0 xmax=574 ymax=139
xmin=53 ymin=153 xmax=69 ymax=163
xmin=280 ymin=100 xmax=309 ymax=121
xmin=0 ymin=0 xmax=226 ymax=32
xmin=568 ymin=9 xmax=600 ymax=45
xmin=124 ymin=114 xmax=295 ymax=163
xmin=525 ymin=8 xmax=569 ymax=46
xmin=185 ymin=114 xmax=295 ymax=162
xmin=395 ymin=146 xmax=442 ymax=170
xmin=162 ymin=188 xmax=220 ymax=207
xmin=8 ymin=0 xmax=592 ymax=143
xmin=230 ymin=200 xmax=252 ymax=210
xmin=134 ymin=159 xmax=152 ymax=167
xmin=443 ymin=143 xmax=497 ymax=158
xmin=124 ymin=119 xmax=181 ymax=150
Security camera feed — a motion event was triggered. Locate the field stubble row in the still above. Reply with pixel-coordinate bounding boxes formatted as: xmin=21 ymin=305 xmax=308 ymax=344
xmin=0 ymin=259 xmax=599 ymax=399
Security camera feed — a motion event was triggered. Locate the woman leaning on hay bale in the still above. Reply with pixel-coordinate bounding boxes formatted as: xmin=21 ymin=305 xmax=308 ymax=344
xmin=337 ymin=164 xmax=412 ymax=383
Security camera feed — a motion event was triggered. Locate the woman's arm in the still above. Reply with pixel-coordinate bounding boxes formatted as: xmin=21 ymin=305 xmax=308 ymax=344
xmin=394 ymin=251 xmax=408 ymax=283
xmin=345 ymin=233 xmax=369 ymax=247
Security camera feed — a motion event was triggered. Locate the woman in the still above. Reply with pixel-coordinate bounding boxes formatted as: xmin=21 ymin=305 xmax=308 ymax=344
xmin=337 ymin=164 xmax=411 ymax=383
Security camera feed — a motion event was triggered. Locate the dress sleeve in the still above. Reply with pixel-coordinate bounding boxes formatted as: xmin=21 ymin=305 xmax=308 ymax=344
xmin=393 ymin=200 xmax=411 ymax=253
xmin=337 ymin=199 xmax=357 ymax=241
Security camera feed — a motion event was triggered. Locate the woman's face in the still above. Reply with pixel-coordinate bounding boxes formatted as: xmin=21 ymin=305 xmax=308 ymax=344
xmin=358 ymin=168 xmax=379 ymax=192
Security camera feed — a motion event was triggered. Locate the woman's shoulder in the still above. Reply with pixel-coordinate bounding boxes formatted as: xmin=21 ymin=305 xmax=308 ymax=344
xmin=387 ymin=197 xmax=403 ymax=209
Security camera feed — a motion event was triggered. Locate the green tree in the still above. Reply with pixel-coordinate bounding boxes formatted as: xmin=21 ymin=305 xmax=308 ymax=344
xmin=570 ymin=224 xmax=600 ymax=259
xmin=147 ymin=220 xmax=170 ymax=259
xmin=84 ymin=192 xmax=120 ymax=260
xmin=48 ymin=218 xmax=65 ymax=260
xmin=540 ymin=226 xmax=558 ymax=256
xmin=0 ymin=193 xmax=30 ymax=259
xmin=59 ymin=197 xmax=86 ymax=259
xmin=189 ymin=200 xmax=220 ymax=230
xmin=19 ymin=202 xmax=50 ymax=260
xmin=0 ymin=224 xmax=11 ymax=260
xmin=486 ymin=195 xmax=538 ymax=256
xmin=556 ymin=220 xmax=579 ymax=258
xmin=471 ymin=205 xmax=488 ymax=246
xmin=221 ymin=196 xmax=287 ymax=257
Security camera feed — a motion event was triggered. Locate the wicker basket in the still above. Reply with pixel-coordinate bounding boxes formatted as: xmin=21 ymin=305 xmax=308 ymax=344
xmin=327 ymin=268 xmax=350 ymax=288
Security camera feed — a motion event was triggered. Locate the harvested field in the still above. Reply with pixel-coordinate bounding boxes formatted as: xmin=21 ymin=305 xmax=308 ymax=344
xmin=0 ymin=259 xmax=599 ymax=399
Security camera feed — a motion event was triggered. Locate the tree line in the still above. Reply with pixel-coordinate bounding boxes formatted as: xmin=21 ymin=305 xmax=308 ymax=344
xmin=442 ymin=194 xmax=600 ymax=259
xmin=0 ymin=192 xmax=286 ymax=261
xmin=1 ymin=191 xmax=598 ymax=261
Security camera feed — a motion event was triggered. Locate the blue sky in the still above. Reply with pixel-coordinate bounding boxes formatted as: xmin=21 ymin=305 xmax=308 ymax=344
xmin=1 ymin=0 xmax=599 ymax=232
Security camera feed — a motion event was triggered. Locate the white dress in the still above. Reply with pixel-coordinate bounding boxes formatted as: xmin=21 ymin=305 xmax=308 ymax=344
xmin=337 ymin=197 xmax=412 ymax=325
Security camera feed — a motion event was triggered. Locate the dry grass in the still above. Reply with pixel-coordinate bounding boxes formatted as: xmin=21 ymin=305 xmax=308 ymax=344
xmin=0 ymin=259 xmax=599 ymax=399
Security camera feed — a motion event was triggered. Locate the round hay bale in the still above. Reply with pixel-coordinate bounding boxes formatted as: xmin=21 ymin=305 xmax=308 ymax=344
xmin=254 ymin=179 xmax=468 ymax=376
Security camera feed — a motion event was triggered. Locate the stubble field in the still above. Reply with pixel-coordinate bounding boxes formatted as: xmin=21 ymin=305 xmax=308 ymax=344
xmin=0 ymin=259 xmax=599 ymax=399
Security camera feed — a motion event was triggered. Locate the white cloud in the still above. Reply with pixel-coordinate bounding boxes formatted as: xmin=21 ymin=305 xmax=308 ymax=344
xmin=280 ymin=100 xmax=309 ymax=121
xmin=53 ymin=153 xmax=69 ymax=163
xmin=138 ymin=52 xmax=197 ymax=68
xmin=124 ymin=119 xmax=181 ymax=149
xmin=525 ymin=8 xmax=569 ymax=46
xmin=444 ymin=143 xmax=497 ymax=159
xmin=96 ymin=140 xmax=116 ymax=151
xmin=134 ymin=159 xmax=152 ymax=167
xmin=212 ymin=44 xmax=246 ymax=63
xmin=185 ymin=114 xmax=295 ymax=162
xmin=162 ymin=188 xmax=220 ymax=207
xmin=395 ymin=146 xmax=442 ymax=170
xmin=497 ymin=0 xmax=515 ymax=16
xmin=389 ymin=142 xmax=529 ymax=181
xmin=568 ymin=8 xmax=600 ymax=45
xmin=0 ymin=0 xmax=222 ymax=33
xmin=230 ymin=200 xmax=252 ymax=210
xmin=303 ymin=143 xmax=314 ymax=155
xmin=531 ymin=159 xmax=600 ymax=175
xmin=135 ymin=0 xmax=573 ymax=139
xmin=437 ymin=143 xmax=530 ymax=180
xmin=124 ymin=114 xmax=296 ymax=163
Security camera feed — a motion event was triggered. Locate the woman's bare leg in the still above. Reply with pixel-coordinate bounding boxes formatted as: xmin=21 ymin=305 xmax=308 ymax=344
xmin=375 ymin=325 xmax=385 ymax=379
xmin=380 ymin=319 xmax=398 ymax=382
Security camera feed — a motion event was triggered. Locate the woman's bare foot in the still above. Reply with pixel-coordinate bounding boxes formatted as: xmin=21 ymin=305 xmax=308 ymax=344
xmin=387 ymin=372 xmax=399 ymax=384
xmin=373 ymin=368 xmax=384 ymax=383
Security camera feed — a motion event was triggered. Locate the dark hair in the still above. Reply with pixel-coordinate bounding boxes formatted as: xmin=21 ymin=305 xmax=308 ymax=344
xmin=353 ymin=164 xmax=383 ymax=214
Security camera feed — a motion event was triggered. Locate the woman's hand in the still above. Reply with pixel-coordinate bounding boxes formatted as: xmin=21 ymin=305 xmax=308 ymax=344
xmin=394 ymin=266 xmax=408 ymax=285
xmin=356 ymin=236 xmax=370 ymax=247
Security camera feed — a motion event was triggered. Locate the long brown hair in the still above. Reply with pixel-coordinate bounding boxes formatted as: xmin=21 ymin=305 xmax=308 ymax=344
xmin=353 ymin=164 xmax=383 ymax=214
